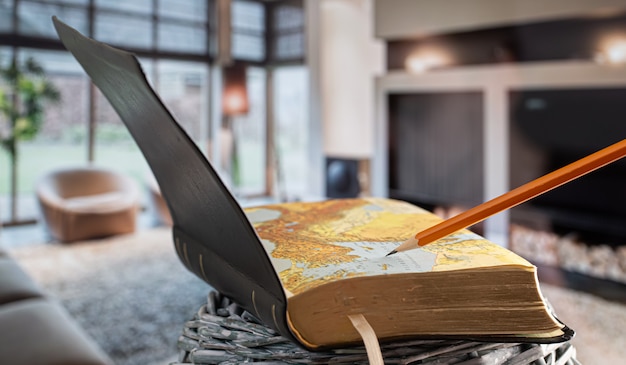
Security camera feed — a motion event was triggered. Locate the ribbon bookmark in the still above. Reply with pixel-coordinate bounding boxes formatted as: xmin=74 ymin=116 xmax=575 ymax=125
xmin=348 ymin=314 xmax=384 ymax=365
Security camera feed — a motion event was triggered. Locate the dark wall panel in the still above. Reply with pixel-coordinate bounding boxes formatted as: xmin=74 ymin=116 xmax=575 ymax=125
xmin=388 ymin=92 xmax=484 ymax=208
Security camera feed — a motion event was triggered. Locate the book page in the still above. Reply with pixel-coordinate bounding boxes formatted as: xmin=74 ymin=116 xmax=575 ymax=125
xmin=245 ymin=198 xmax=532 ymax=295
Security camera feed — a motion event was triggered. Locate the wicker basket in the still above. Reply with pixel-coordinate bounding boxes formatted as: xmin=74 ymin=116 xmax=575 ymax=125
xmin=173 ymin=291 xmax=579 ymax=365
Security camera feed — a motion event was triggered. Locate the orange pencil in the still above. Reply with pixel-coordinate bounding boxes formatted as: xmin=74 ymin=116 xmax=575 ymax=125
xmin=388 ymin=138 xmax=626 ymax=255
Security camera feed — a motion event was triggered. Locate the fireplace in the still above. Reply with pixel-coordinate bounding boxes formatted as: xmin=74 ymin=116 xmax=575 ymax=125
xmin=385 ymin=87 xmax=626 ymax=246
xmin=509 ymin=88 xmax=626 ymax=247
xmin=378 ymin=83 xmax=626 ymax=283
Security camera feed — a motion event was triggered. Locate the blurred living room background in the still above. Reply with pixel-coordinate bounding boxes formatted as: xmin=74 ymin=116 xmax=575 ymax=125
xmin=2 ymin=1 xmax=626 ymax=364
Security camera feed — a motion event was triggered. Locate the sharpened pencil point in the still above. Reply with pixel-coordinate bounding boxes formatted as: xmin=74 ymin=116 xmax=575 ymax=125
xmin=386 ymin=250 xmax=397 ymax=257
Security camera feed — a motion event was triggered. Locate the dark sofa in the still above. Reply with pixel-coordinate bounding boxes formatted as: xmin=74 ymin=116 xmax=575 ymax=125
xmin=0 ymin=245 xmax=111 ymax=365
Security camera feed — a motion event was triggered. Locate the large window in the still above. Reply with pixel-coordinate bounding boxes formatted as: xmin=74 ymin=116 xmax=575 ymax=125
xmin=95 ymin=11 xmax=152 ymax=49
xmin=233 ymin=66 xmax=266 ymax=196
xmin=17 ymin=0 xmax=89 ymax=37
xmin=271 ymin=1 xmax=305 ymax=63
xmin=0 ymin=0 xmax=308 ymax=226
xmin=0 ymin=0 xmax=216 ymax=224
xmin=232 ymin=0 xmax=265 ymax=62
xmin=0 ymin=0 xmax=13 ymax=32
xmin=94 ymin=0 xmax=210 ymax=53
xmin=273 ymin=66 xmax=308 ymax=200
xmin=158 ymin=0 xmax=208 ymax=53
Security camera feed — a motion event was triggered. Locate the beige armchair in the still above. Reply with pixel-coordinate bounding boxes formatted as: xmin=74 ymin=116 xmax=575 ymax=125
xmin=36 ymin=166 xmax=140 ymax=243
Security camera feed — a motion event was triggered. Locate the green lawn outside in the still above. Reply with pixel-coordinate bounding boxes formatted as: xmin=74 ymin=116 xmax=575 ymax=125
xmin=0 ymin=140 xmax=265 ymax=196
xmin=0 ymin=142 xmax=150 ymax=195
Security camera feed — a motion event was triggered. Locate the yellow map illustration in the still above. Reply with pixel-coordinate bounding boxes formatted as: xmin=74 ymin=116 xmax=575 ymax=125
xmin=245 ymin=198 xmax=532 ymax=296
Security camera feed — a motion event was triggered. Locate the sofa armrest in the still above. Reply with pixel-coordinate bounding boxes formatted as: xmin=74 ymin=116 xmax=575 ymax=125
xmin=0 ymin=256 xmax=45 ymax=305
xmin=0 ymin=298 xmax=113 ymax=365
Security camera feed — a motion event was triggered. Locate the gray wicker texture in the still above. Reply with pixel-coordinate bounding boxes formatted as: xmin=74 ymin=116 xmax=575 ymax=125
xmin=173 ymin=291 xmax=580 ymax=365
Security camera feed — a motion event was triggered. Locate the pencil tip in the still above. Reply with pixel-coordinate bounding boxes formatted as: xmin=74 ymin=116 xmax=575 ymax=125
xmin=386 ymin=250 xmax=397 ymax=257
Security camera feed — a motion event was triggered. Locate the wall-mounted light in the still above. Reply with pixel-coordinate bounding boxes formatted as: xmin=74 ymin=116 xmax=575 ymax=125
xmin=405 ymin=56 xmax=434 ymax=74
xmin=595 ymin=36 xmax=626 ymax=65
xmin=222 ymin=63 xmax=249 ymax=116
xmin=404 ymin=47 xmax=451 ymax=74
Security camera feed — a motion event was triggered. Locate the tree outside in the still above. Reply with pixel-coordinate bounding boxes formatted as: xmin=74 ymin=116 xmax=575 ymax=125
xmin=0 ymin=57 xmax=60 ymax=222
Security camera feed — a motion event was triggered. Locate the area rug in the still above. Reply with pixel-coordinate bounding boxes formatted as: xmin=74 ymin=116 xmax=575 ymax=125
xmin=9 ymin=228 xmax=210 ymax=365
xmin=540 ymin=283 xmax=626 ymax=364
xmin=8 ymin=228 xmax=626 ymax=365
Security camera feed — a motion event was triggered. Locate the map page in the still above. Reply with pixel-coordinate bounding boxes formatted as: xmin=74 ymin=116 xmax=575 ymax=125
xmin=245 ymin=198 xmax=532 ymax=296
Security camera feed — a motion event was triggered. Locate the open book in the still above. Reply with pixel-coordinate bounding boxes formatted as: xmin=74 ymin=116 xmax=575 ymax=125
xmin=53 ymin=18 xmax=573 ymax=350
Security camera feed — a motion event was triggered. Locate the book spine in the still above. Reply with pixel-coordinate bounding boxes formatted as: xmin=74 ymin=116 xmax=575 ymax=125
xmin=172 ymin=227 xmax=299 ymax=345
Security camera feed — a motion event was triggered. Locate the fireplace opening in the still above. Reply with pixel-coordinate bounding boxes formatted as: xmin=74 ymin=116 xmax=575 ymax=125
xmin=510 ymin=88 xmax=626 ymax=248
